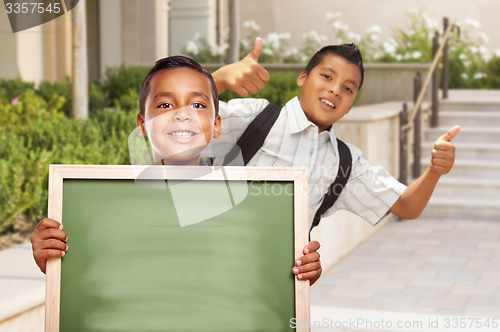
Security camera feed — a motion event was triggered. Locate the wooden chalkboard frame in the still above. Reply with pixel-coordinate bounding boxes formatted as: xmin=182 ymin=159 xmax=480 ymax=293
xmin=45 ymin=165 xmax=310 ymax=331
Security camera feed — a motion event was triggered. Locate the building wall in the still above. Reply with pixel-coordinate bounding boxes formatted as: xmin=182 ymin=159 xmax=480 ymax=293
xmin=87 ymin=0 xmax=100 ymax=81
xmin=99 ymin=0 xmax=123 ymax=76
xmin=169 ymin=0 xmax=217 ymax=55
xmin=238 ymin=0 xmax=500 ymax=54
xmin=0 ymin=0 xmax=170 ymax=83
xmin=0 ymin=7 xmax=19 ymax=79
xmin=3 ymin=0 xmax=499 ymax=83
xmin=122 ymin=0 xmax=157 ymax=67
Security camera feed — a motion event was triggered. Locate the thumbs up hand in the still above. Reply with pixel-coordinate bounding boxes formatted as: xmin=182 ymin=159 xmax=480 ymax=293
xmin=430 ymin=125 xmax=460 ymax=175
xmin=212 ymin=37 xmax=270 ymax=96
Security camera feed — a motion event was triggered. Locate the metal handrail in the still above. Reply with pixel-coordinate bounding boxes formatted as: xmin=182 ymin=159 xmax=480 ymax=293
xmin=401 ymin=20 xmax=458 ymax=132
xmin=399 ymin=17 xmax=460 ymax=184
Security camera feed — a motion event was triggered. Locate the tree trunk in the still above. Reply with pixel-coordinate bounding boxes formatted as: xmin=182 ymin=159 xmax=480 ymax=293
xmin=71 ymin=0 xmax=88 ymax=119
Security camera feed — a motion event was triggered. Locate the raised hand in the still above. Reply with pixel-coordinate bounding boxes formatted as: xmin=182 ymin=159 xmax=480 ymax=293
xmin=212 ymin=37 xmax=270 ymax=96
xmin=430 ymin=125 xmax=460 ymax=175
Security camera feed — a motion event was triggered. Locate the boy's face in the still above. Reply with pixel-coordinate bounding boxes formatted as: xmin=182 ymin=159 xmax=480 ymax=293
xmin=137 ymin=67 xmax=221 ymax=165
xmin=297 ymin=53 xmax=361 ymax=132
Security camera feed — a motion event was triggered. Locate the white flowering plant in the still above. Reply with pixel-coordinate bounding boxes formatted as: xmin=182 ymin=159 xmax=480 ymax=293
xmin=372 ymin=10 xmax=497 ymax=88
xmin=446 ymin=17 xmax=491 ymax=88
xmin=183 ymin=33 xmax=229 ymax=63
xmin=374 ymin=9 xmax=435 ymax=63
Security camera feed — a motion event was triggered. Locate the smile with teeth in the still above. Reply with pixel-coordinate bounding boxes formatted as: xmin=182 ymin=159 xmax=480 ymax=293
xmin=168 ymin=131 xmax=197 ymax=138
xmin=321 ymin=99 xmax=336 ymax=109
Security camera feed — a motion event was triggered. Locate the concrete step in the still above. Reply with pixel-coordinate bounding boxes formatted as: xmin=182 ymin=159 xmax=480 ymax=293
xmin=427 ymin=177 xmax=500 ymax=200
xmin=439 ymin=100 xmax=500 ymax=112
xmin=438 ymin=111 xmax=500 ymax=127
xmin=420 ymin=159 xmax=500 ymax=179
xmin=421 ymin=141 xmax=500 ymax=161
xmin=417 ymin=90 xmax=500 ymax=221
xmin=420 ymin=196 xmax=500 ymax=220
xmin=424 ymin=127 xmax=500 ymax=143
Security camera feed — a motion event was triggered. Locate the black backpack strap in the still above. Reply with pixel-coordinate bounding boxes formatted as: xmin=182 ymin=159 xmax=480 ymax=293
xmin=309 ymin=139 xmax=352 ymax=238
xmin=223 ymin=103 xmax=282 ymax=165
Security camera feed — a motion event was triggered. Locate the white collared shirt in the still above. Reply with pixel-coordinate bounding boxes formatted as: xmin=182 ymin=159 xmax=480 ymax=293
xmin=203 ymin=97 xmax=406 ymax=226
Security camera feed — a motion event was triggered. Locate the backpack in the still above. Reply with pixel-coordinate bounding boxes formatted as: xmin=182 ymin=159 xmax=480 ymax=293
xmin=222 ymin=103 xmax=352 ymax=236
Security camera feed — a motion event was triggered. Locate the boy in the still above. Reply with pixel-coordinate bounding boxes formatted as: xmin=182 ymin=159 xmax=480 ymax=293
xmin=31 ymin=55 xmax=322 ymax=284
xmin=208 ymin=40 xmax=459 ymax=234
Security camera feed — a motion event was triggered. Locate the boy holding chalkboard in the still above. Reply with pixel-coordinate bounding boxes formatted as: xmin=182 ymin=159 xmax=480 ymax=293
xmin=31 ymin=55 xmax=322 ymax=284
xmin=208 ymin=38 xmax=459 ymax=242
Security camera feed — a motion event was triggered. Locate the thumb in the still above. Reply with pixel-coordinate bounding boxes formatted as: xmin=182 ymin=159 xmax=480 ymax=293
xmin=247 ymin=37 xmax=263 ymax=61
xmin=439 ymin=125 xmax=460 ymax=142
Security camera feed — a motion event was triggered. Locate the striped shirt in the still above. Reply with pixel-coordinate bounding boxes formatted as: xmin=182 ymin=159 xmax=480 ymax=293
xmin=203 ymin=97 xmax=407 ymax=226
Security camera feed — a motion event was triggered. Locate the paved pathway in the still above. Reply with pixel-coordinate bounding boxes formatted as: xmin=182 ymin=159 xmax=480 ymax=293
xmin=0 ymin=242 xmax=44 ymax=327
xmin=310 ymin=217 xmax=500 ymax=331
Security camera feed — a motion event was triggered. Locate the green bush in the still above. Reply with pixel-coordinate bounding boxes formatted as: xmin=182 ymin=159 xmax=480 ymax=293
xmin=0 ymin=78 xmax=35 ymax=104
xmin=2 ymin=64 xmax=150 ymax=122
xmin=36 ymin=77 xmax=72 ymax=116
xmin=113 ymin=88 xmax=140 ymax=113
xmin=219 ymin=72 xmax=301 ymax=106
xmin=89 ymin=81 xmax=108 ymax=113
xmin=34 ymin=68 xmax=147 ymax=115
xmin=101 ymin=65 xmax=150 ymax=108
xmin=0 ymin=89 xmax=136 ymax=233
xmin=486 ymin=56 xmax=500 ymax=88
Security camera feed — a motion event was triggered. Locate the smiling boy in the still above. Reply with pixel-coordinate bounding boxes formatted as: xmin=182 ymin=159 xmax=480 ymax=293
xmin=296 ymin=50 xmax=360 ymax=132
xmin=209 ymin=41 xmax=459 ymax=238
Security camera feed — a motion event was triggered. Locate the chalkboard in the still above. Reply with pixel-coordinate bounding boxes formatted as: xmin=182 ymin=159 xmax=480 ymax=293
xmin=45 ymin=165 xmax=310 ymax=332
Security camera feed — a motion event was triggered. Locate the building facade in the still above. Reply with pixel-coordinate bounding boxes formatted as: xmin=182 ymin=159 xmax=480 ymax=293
xmin=1 ymin=0 xmax=498 ymax=83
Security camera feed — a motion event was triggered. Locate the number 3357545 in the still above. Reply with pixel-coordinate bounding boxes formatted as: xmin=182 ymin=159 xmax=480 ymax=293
xmin=5 ymin=2 xmax=62 ymax=14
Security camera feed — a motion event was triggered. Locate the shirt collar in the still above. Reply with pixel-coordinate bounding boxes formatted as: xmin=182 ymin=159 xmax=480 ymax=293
xmin=286 ymin=97 xmax=314 ymax=134
xmin=286 ymin=97 xmax=339 ymax=144
xmin=327 ymin=124 xmax=338 ymax=144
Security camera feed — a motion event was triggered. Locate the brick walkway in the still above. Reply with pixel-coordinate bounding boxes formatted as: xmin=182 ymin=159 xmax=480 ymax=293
xmin=310 ymin=217 xmax=500 ymax=331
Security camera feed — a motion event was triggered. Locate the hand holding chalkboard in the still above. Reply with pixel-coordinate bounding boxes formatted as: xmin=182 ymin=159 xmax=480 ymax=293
xmin=30 ymin=217 xmax=68 ymax=274
xmin=293 ymin=240 xmax=322 ymax=285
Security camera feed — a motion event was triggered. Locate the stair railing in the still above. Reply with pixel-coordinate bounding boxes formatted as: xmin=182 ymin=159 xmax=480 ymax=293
xmin=399 ymin=17 xmax=460 ymax=184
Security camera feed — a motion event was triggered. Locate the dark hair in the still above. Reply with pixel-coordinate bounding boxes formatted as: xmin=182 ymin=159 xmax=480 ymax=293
xmin=304 ymin=43 xmax=364 ymax=90
xmin=139 ymin=55 xmax=219 ymax=116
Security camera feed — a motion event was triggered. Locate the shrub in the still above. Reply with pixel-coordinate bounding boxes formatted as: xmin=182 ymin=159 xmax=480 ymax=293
xmin=219 ymin=72 xmax=301 ymax=106
xmin=0 ymin=89 xmax=136 ymax=233
xmin=0 ymin=78 xmax=35 ymax=104
xmin=101 ymin=65 xmax=150 ymax=108
xmin=486 ymin=56 xmax=500 ymax=88
xmin=36 ymin=77 xmax=72 ymax=116
xmin=89 ymin=81 xmax=108 ymax=113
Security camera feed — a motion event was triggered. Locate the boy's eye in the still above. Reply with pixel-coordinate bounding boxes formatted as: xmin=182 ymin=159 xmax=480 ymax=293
xmin=191 ymin=103 xmax=205 ymax=109
xmin=158 ymin=103 xmax=173 ymax=109
xmin=344 ymin=86 xmax=353 ymax=94
xmin=321 ymin=74 xmax=331 ymax=80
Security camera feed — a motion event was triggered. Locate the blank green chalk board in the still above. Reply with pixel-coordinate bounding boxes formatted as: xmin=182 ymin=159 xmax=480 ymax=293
xmin=45 ymin=165 xmax=310 ymax=332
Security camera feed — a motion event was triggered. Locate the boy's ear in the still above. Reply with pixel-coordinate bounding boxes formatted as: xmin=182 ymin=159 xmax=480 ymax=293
xmin=212 ymin=115 xmax=222 ymax=139
xmin=136 ymin=114 xmax=147 ymax=137
xmin=297 ymin=71 xmax=307 ymax=87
